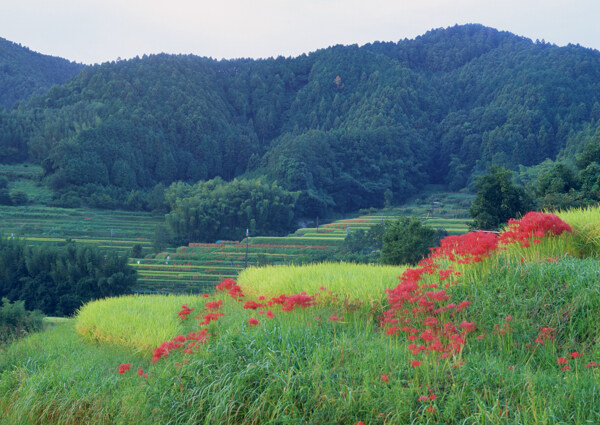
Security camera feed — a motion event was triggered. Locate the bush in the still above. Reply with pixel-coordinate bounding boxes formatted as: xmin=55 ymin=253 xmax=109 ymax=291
xmin=380 ymin=217 xmax=438 ymax=265
xmin=470 ymin=165 xmax=533 ymax=230
xmin=0 ymin=298 xmax=44 ymax=345
xmin=9 ymin=190 xmax=28 ymax=205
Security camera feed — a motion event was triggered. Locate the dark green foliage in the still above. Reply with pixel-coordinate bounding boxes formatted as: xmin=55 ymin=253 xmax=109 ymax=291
xmin=470 ymin=166 xmax=533 ymax=230
xmin=0 ymin=37 xmax=83 ymax=109
xmin=380 ymin=217 xmax=437 ymax=265
xmin=536 ymin=163 xmax=580 ymax=197
xmin=3 ymin=25 xmax=600 ymax=215
xmin=0 ymin=297 xmax=44 ymax=345
xmin=164 ymin=178 xmax=297 ymax=244
xmin=531 ymin=137 xmax=600 ymax=209
xmin=0 ymin=188 xmax=11 ymax=205
xmin=8 ymin=190 xmax=27 ymax=205
xmin=130 ymin=244 xmax=143 ymax=258
xmin=0 ymin=238 xmax=136 ymax=316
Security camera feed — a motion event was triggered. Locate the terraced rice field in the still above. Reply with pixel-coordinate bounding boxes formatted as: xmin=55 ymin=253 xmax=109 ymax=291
xmin=0 ymin=205 xmax=160 ymax=255
xmin=0 ymin=197 xmax=471 ymax=294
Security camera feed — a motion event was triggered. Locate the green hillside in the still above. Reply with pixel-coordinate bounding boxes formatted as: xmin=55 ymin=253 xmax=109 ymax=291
xmin=2 ymin=24 xmax=600 ymax=216
xmin=0 ymin=37 xmax=83 ymax=109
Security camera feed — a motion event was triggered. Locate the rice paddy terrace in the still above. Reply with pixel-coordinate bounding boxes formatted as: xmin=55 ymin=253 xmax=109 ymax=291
xmin=137 ymin=211 xmax=470 ymax=294
xmin=0 ymin=191 xmax=472 ymax=294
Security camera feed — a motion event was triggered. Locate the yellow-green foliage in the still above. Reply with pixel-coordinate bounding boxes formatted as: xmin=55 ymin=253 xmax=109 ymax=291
xmin=238 ymin=262 xmax=406 ymax=302
xmin=76 ymin=294 xmax=202 ymax=352
xmin=557 ymin=205 xmax=600 ymax=258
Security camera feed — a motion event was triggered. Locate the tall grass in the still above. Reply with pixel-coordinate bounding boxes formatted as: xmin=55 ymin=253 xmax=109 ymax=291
xmin=557 ymin=205 xmax=600 ymax=258
xmin=76 ymin=294 xmax=204 ymax=352
xmin=238 ymin=262 xmax=407 ymax=303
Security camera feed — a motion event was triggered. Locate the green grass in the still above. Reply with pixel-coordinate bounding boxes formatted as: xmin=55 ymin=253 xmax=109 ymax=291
xmin=2 ymin=254 xmax=600 ymax=424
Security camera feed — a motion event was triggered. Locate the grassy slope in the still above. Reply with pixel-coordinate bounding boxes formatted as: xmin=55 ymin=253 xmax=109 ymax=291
xmin=1 ymin=206 xmax=600 ymax=423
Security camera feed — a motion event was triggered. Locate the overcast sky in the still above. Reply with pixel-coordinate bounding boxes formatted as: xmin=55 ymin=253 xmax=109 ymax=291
xmin=2 ymin=0 xmax=599 ymax=64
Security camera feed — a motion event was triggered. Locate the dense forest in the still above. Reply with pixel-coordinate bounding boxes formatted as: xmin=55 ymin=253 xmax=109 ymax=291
xmin=0 ymin=37 xmax=83 ymax=109
xmin=0 ymin=238 xmax=136 ymax=316
xmin=1 ymin=24 xmax=600 ymax=239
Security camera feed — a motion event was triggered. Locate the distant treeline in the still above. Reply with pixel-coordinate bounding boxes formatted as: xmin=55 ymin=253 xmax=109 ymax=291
xmin=0 ymin=238 xmax=136 ymax=316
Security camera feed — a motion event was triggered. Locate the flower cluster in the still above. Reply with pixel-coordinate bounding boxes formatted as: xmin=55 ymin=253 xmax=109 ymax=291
xmin=499 ymin=211 xmax=572 ymax=247
xmin=178 ymin=304 xmax=193 ymax=320
xmin=118 ymin=363 xmax=131 ymax=374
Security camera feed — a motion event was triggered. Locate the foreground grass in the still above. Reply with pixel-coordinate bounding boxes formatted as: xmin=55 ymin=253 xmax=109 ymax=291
xmin=1 ymin=254 xmax=599 ymax=424
xmin=2 ymin=207 xmax=600 ymax=424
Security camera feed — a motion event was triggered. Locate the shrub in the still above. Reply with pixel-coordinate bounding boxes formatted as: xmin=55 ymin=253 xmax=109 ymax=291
xmin=380 ymin=217 xmax=438 ymax=265
xmin=0 ymin=298 xmax=44 ymax=345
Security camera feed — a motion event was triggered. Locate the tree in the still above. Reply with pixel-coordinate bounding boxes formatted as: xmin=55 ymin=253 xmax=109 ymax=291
xmin=380 ymin=217 xmax=437 ymax=265
xmin=469 ymin=166 xmax=533 ymax=230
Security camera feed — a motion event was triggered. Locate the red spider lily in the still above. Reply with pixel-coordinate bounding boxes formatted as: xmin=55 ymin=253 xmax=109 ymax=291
xmin=248 ymin=317 xmax=259 ymax=325
xmin=205 ymin=300 xmax=223 ymax=311
xmin=243 ymin=300 xmax=265 ymax=310
xmin=561 ymin=365 xmax=571 ymax=371
xmin=586 ymin=361 xmax=598 ymax=369
xmin=381 ymin=374 xmax=389 ymax=382
xmin=499 ymin=212 xmax=572 ymax=247
xmin=570 ymin=351 xmax=583 ymax=359
xmin=411 ymin=360 xmax=421 ymax=367
xmin=137 ymin=368 xmax=144 ymax=376
xmin=557 ymin=357 xmax=568 ymax=365
xmin=268 ymin=292 xmax=316 ymax=311
xmin=216 ymin=278 xmax=236 ymax=291
xmin=386 ymin=326 xmax=399 ymax=335
xmin=417 ymin=395 xmax=429 ymax=402
xmin=118 ymin=363 xmax=131 ymax=374
xmin=198 ymin=312 xmax=225 ymax=325
xmin=429 ymin=394 xmax=437 ymax=400
xmin=178 ymin=304 xmax=193 ymax=320
xmin=534 ymin=327 xmax=556 ymax=344
xmin=459 ymin=321 xmax=476 ymax=332
xmin=328 ymin=314 xmax=342 ymax=322
xmin=266 ymin=310 xmax=275 ymax=319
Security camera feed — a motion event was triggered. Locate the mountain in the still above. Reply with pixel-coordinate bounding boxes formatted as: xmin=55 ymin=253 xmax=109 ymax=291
xmin=1 ymin=24 xmax=600 ymax=215
xmin=0 ymin=37 xmax=84 ymax=109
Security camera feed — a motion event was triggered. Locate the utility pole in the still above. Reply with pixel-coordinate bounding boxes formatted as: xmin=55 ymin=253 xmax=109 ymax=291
xmin=244 ymin=228 xmax=249 ymax=268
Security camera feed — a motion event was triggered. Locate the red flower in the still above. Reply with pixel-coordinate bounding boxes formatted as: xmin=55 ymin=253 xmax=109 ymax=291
xmin=557 ymin=357 xmax=568 ymax=365
xmin=266 ymin=310 xmax=275 ymax=319
xmin=570 ymin=351 xmax=583 ymax=359
xmin=381 ymin=374 xmax=389 ymax=382
xmin=429 ymin=394 xmax=437 ymax=400
xmin=411 ymin=360 xmax=421 ymax=367
xmin=417 ymin=395 xmax=428 ymax=402
xmin=328 ymin=314 xmax=342 ymax=322
xmin=248 ymin=317 xmax=259 ymax=325
xmin=118 ymin=363 xmax=131 ymax=374
xmin=137 ymin=368 xmax=144 ymax=376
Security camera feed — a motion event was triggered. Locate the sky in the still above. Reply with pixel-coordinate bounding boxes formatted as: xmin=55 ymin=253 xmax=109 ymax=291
xmin=1 ymin=0 xmax=600 ymax=64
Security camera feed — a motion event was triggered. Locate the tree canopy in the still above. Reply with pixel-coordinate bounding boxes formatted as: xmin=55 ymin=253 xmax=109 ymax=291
xmin=2 ymin=24 xmax=600 ymax=219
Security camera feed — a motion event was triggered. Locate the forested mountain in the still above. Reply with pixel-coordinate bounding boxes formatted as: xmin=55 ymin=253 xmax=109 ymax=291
xmin=1 ymin=24 xmax=600 ymax=219
xmin=0 ymin=38 xmax=83 ymax=109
